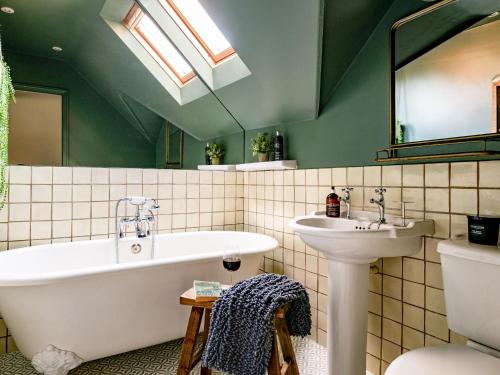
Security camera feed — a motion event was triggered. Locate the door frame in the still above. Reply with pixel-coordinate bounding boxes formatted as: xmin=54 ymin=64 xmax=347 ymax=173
xmin=13 ymin=83 xmax=70 ymax=166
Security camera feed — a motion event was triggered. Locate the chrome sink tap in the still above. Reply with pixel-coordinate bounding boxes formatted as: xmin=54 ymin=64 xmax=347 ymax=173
xmin=369 ymin=187 xmax=387 ymax=227
xmin=341 ymin=187 xmax=354 ymax=219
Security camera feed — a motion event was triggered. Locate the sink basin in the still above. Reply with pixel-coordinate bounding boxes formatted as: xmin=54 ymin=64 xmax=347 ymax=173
xmin=289 ymin=211 xmax=434 ymax=263
xmin=289 ymin=210 xmax=434 ymax=375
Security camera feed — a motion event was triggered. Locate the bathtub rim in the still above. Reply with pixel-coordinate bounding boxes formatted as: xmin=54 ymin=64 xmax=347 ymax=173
xmin=0 ymin=231 xmax=277 ymax=287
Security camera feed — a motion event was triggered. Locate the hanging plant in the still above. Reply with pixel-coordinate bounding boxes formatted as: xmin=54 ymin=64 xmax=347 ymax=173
xmin=0 ymin=57 xmax=15 ymax=211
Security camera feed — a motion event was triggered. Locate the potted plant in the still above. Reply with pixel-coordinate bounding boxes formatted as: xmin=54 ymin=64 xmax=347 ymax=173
xmin=206 ymin=143 xmax=224 ymax=165
xmin=250 ymin=133 xmax=271 ymax=162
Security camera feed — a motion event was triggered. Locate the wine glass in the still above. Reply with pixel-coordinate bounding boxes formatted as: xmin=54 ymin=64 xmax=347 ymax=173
xmin=223 ymin=244 xmax=241 ymax=285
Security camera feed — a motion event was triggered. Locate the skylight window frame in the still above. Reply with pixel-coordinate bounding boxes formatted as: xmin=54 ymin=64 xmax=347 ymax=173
xmin=160 ymin=0 xmax=236 ymax=65
xmin=123 ymin=4 xmax=196 ymax=85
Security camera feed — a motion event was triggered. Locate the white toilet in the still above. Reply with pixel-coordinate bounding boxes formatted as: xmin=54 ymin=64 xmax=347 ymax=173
xmin=386 ymin=239 xmax=500 ymax=374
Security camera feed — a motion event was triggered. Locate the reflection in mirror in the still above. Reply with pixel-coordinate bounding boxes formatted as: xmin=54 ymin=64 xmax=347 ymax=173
xmin=2 ymin=0 xmax=244 ymax=168
xmin=393 ymin=2 xmax=500 ymax=145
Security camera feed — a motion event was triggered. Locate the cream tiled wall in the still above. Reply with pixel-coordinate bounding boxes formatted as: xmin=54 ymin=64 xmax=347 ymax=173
xmin=1 ymin=161 xmax=500 ymax=373
xmin=0 ymin=166 xmax=244 ymax=354
xmin=242 ymin=161 xmax=500 ymax=375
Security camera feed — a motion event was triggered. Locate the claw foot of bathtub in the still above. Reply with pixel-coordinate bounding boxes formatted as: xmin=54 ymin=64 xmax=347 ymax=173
xmin=31 ymin=345 xmax=83 ymax=375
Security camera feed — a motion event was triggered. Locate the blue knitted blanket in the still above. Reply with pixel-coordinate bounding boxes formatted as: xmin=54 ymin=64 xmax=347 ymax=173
xmin=201 ymin=273 xmax=311 ymax=375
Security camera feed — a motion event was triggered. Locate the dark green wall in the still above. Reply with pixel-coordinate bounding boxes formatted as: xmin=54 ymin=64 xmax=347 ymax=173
xmin=185 ymin=0 xmax=500 ymax=170
xmin=6 ymin=51 xmax=155 ymax=168
xmin=183 ymin=0 xmax=426 ymax=169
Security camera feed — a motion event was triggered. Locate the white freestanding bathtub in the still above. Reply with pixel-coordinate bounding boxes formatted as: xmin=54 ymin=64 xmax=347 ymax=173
xmin=0 ymin=231 xmax=277 ymax=374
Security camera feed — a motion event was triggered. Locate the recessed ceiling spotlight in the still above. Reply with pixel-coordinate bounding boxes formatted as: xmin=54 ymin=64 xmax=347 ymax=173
xmin=52 ymin=46 xmax=63 ymax=52
xmin=1 ymin=6 xmax=14 ymax=14
xmin=489 ymin=11 xmax=499 ymax=18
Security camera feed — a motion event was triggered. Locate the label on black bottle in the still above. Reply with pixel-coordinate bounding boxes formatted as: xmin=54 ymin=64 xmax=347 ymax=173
xmin=326 ymin=203 xmax=340 ymax=217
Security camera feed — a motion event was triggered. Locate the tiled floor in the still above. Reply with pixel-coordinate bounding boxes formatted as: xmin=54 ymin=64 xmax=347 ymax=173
xmin=0 ymin=337 xmax=328 ymax=374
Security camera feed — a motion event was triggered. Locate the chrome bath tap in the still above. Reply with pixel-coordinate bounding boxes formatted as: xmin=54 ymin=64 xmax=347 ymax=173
xmin=115 ymin=197 xmax=160 ymax=263
xmin=369 ymin=187 xmax=386 ymax=228
xmin=341 ymin=187 xmax=354 ymax=219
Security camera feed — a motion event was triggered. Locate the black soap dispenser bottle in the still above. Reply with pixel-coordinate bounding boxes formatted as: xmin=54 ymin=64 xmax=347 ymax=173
xmin=326 ymin=186 xmax=340 ymax=217
xmin=205 ymin=143 xmax=211 ymax=165
xmin=274 ymin=131 xmax=284 ymax=161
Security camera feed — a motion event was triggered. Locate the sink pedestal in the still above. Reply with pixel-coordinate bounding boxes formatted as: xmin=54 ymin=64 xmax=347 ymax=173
xmin=328 ymin=260 xmax=370 ymax=375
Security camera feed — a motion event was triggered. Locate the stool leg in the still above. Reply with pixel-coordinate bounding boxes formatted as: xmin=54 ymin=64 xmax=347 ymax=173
xmin=177 ymin=306 xmax=204 ymax=375
xmin=201 ymin=309 xmax=212 ymax=375
xmin=267 ymin=333 xmax=282 ymax=375
xmin=276 ymin=317 xmax=300 ymax=375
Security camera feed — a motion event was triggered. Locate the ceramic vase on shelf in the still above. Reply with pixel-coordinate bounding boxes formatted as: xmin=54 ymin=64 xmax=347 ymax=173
xmin=258 ymin=152 xmax=268 ymax=162
xmin=211 ymin=157 xmax=221 ymax=165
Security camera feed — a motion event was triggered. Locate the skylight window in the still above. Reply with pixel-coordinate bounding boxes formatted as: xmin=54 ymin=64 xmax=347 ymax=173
xmin=123 ymin=4 xmax=195 ymax=85
xmin=161 ymin=0 xmax=236 ymax=64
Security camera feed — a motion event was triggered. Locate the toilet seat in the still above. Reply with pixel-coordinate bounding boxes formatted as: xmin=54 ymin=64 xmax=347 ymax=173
xmin=385 ymin=344 xmax=500 ymax=375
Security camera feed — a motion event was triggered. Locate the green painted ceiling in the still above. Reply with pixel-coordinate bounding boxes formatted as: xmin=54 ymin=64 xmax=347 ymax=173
xmin=0 ymin=0 xmax=400 ymax=145
xmin=395 ymin=0 xmax=500 ymax=69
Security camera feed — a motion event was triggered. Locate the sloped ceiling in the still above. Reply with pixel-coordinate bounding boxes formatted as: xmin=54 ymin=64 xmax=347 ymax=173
xmin=0 ymin=0 xmax=398 ymax=142
xmin=395 ymin=0 xmax=500 ymax=69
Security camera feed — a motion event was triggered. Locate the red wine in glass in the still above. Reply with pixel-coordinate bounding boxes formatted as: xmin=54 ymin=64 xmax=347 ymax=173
xmin=223 ymin=257 xmax=241 ymax=271
xmin=223 ymin=245 xmax=241 ymax=283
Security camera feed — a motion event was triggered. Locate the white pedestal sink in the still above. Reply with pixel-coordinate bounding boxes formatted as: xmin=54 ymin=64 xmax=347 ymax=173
xmin=289 ymin=211 xmax=434 ymax=375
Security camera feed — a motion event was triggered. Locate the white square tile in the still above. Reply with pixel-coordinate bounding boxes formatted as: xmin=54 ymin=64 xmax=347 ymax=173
xmin=109 ymin=168 xmax=126 ymax=184
xmin=31 ymin=221 xmax=51 ymax=240
xmin=318 ymin=169 xmax=331 ymax=186
xmin=53 ymin=203 xmax=72 ymax=220
xmin=143 ymin=185 xmax=158 ymax=199
xmin=402 ymin=188 xmax=424 ymax=211
xmin=53 ymin=221 xmax=71 ymax=238
xmin=143 ymin=169 xmax=158 ymax=184
xmin=91 ymin=218 xmax=109 ymax=235
xmin=225 ymin=171 xmax=237 ymax=185
xmin=425 ymin=212 xmax=450 ymax=238
xmin=173 ymin=170 xmax=187 ymax=184
xmin=173 ymin=185 xmax=187 ymax=199
xmin=187 ymin=185 xmax=200 ymax=199
xmin=274 ymin=171 xmax=284 ymax=185
xmin=403 ymin=164 xmax=424 ymax=187
xmin=158 ymin=170 xmax=173 ymax=184
xmin=32 ymin=203 xmax=51 ymax=221
xmin=450 ymin=162 xmax=477 ymax=187
xmin=72 ymin=185 xmax=91 ymax=202
xmin=53 ymin=185 xmax=72 ymax=202
xmin=479 ymin=189 xmax=500 ymax=216
xmin=8 ymin=222 xmax=30 ymax=241
xmin=91 ymin=168 xmax=109 ymax=184
xmin=73 ymin=202 xmax=91 ymax=219
xmin=199 ymin=171 xmax=212 ymax=184
xmin=479 ymin=160 xmax=500 ymax=187
xmin=110 ymin=185 xmax=126 ymax=201
xmin=91 ymin=185 xmax=109 ymax=201
xmin=306 ymin=169 xmax=318 ymax=186
xmin=32 ymin=167 xmax=52 ymax=184
xmin=72 ymin=167 xmax=91 ymax=184
xmin=283 ymin=170 xmax=294 ymax=185
xmin=425 ymin=164 xmax=449 ymax=187
xmin=31 ymin=185 xmax=52 ymax=202
xmin=347 ymin=167 xmax=363 ymax=186
xmin=92 ymin=202 xmax=109 ymax=218
xmin=53 ymin=167 xmax=72 ymax=184
xmin=9 ymin=185 xmax=30 ymax=203
xmin=158 ymin=184 xmax=173 ymax=200
xmin=9 ymin=166 xmax=31 ymax=184
xmin=294 ymin=170 xmax=305 ymax=185
xmin=364 ymin=166 xmax=381 ymax=187
xmin=450 ymin=188 xmax=477 ymax=215
xmin=425 ymin=188 xmax=449 ymax=213
xmin=382 ymin=165 xmax=402 ymax=186
xmin=72 ymin=219 xmax=91 ymax=237
xmin=172 ymin=214 xmax=186 ymax=229
xmin=9 ymin=203 xmax=30 ymax=222
xmin=126 ymin=169 xmax=142 ymax=184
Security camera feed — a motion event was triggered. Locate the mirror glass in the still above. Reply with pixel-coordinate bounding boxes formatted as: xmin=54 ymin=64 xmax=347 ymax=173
xmin=2 ymin=0 xmax=243 ymax=168
xmin=393 ymin=1 xmax=500 ymax=144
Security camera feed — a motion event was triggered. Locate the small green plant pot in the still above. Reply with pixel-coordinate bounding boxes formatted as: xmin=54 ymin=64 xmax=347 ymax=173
xmin=258 ymin=152 xmax=268 ymax=162
xmin=211 ymin=157 xmax=221 ymax=165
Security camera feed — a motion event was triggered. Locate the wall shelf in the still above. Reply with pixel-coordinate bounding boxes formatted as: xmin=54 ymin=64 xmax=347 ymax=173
xmin=236 ymin=160 xmax=297 ymax=171
xmin=197 ymin=165 xmax=236 ymax=171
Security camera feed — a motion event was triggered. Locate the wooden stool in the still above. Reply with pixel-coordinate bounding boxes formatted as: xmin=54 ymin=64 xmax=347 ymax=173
xmin=177 ymin=288 xmax=300 ymax=375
